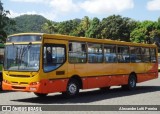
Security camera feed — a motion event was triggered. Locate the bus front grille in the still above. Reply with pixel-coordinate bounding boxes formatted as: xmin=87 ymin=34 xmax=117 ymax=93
xmin=12 ymin=86 xmax=26 ymax=90
xmin=11 ymin=81 xmax=18 ymax=84
xmin=9 ymin=75 xmax=31 ymax=78
xmin=20 ymin=82 xmax=28 ymax=85
xmin=11 ymin=81 xmax=29 ymax=85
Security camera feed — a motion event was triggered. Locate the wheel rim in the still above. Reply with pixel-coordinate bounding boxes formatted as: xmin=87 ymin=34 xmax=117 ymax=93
xmin=68 ymin=83 xmax=77 ymax=95
xmin=130 ymin=77 xmax=136 ymax=88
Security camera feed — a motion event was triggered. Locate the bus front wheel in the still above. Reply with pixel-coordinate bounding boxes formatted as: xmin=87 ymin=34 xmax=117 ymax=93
xmin=62 ymin=79 xmax=80 ymax=98
xmin=34 ymin=93 xmax=48 ymax=97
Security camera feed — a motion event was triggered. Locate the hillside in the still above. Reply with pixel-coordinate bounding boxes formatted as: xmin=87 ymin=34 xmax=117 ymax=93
xmin=9 ymin=14 xmax=48 ymax=34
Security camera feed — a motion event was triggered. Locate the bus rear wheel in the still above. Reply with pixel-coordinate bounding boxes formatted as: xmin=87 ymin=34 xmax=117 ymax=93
xmin=34 ymin=93 xmax=48 ymax=97
xmin=122 ymin=74 xmax=137 ymax=90
xmin=62 ymin=79 xmax=80 ymax=98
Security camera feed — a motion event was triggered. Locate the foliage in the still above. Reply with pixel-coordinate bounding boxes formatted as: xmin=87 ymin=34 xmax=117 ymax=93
xmin=68 ymin=19 xmax=81 ymax=36
xmin=0 ymin=0 xmax=14 ymax=42
xmin=5 ymin=14 xmax=160 ymax=44
xmin=101 ymin=15 xmax=137 ymax=41
xmin=0 ymin=0 xmax=159 ymax=45
xmin=11 ymin=14 xmax=48 ymax=34
xmin=130 ymin=28 xmax=146 ymax=43
xmin=130 ymin=20 xmax=158 ymax=43
xmin=85 ymin=17 xmax=101 ymax=38
xmin=57 ymin=19 xmax=80 ymax=36
xmin=72 ymin=16 xmax=90 ymax=37
xmin=42 ymin=20 xmax=57 ymax=34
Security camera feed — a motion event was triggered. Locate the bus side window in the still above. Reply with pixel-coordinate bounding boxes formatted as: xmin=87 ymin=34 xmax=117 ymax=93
xmin=117 ymin=46 xmax=129 ymax=63
xmin=150 ymin=48 xmax=156 ymax=63
xmin=43 ymin=46 xmax=52 ymax=65
xmin=69 ymin=43 xmax=72 ymax=51
xmin=68 ymin=42 xmax=87 ymax=63
xmin=46 ymin=47 xmax=52 ymax=64
xmin=88 ymin=43 xmax=103 ymax=63
xmin=43 ymin=44 xmax=66 ymax=72
xmin=141 ymin=48 xmax=150 ymax=62
xmin=130 ymin=47 xmax=142 ymax=63
xmin=104 ymin=45 xmax=117 ymax=63
xmin=0 ymin=48 xmax=4 ymax=64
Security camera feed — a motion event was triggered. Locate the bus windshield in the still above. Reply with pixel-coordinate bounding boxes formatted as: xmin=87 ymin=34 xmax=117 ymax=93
xmin=4 ymin=44 xmax=40 ymax=71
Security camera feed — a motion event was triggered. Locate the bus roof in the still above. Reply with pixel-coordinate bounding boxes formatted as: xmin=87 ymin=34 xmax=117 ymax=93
xmin=8 ymin=33 xmax=157 ymax=48
xmin=8 ymin=33 xmax=43 ymax=37
xmin=43 ymin=33 xmax=157 ymax=48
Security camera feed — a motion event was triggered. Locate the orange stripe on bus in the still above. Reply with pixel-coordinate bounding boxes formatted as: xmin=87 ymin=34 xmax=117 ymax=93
xmin=2 ymin=72 xmax=157 ymax=93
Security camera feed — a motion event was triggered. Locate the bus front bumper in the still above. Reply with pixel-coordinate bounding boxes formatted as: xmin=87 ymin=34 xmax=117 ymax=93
xmin=2 ymin=79 xmax=68 ymax=94
xmin=2 ymin=81 xmax=41 ymax=92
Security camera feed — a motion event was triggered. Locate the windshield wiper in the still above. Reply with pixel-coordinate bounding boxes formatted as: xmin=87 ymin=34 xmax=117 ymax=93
xmin=15 ymin=43 xmax=32 ymax=70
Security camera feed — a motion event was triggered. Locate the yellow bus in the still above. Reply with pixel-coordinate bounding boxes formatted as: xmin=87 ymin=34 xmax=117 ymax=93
xmin=2 ymin=33 xmax=158 ymax=97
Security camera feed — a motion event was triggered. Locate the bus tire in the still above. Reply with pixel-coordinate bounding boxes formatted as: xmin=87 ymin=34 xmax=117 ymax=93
xmin=122 ymin=74 xmax=137 ymax=90
xmin=34 ymin=93 xmax=48 ymax=97
xmin=62 ymin=79 xmax=80 ymax=98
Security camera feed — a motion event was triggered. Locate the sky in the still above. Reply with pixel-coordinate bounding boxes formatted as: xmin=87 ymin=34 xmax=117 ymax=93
xmin=1 ymin=0 xmax=160 ymax=22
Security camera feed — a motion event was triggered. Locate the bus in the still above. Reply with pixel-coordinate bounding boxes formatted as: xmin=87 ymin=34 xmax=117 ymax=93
xmin=0 ymin=43 xmax=4 ymax=90
xmin=2 ymin=33 xmax=158 ymax=97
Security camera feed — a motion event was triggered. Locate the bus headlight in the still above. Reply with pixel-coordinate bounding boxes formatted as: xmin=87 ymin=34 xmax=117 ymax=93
xmin=30 ymin=82 xmax=40 ymax=85
xmin=3 ymin=80 xmax=10 ymax=84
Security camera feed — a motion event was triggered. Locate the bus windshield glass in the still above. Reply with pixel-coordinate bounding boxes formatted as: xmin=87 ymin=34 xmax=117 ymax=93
xmin=4 ymin=44 xmax=40 ymax=71
xmin=7 ymin=35 xmax=42 ymax=43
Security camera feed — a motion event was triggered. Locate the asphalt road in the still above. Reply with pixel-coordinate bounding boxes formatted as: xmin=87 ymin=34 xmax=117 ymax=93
xmin=0 ymin=74 xmax=160 ymax=113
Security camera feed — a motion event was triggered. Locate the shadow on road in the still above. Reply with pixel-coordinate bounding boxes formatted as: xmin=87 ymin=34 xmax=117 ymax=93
xmin=0 ymin=90 xmax=14 ymax=93
xmin=11 ymin=86 xmax=160 ymax=104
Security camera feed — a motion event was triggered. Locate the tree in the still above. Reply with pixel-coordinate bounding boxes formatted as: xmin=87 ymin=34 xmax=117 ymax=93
xmin=130 ymin=20 xmax=157 ymax=44
xmin=57 ymin=19 xmax=80 ymax=36
xmin=68 ymin=19 xmax=80 ymax=36
xmin=57 ymin=20 xmax=72 ymax=35
xmin=82 ymin=16 xmax=90 ymax=32
xmin=150 ymin=18 xmax=160 ymax=45
xmin=130 ymin=28 xmax=147 ymax=43
xmin=0 ymin=0 xmax=13 ymax=42
xmin=42 ymin=20 xmax=56 ymax=34
xmin=76 ymin=16 xmax=91 ymax=37
xmin=157 ymin=17 xmax=160 ymax=29
xmin=85 ymin=17 xmax=101 ymax=38
xmin=101 ymin=15 xmax=137 ymax=41
xmin=150 ymin=29 xmax=160 ymax=44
